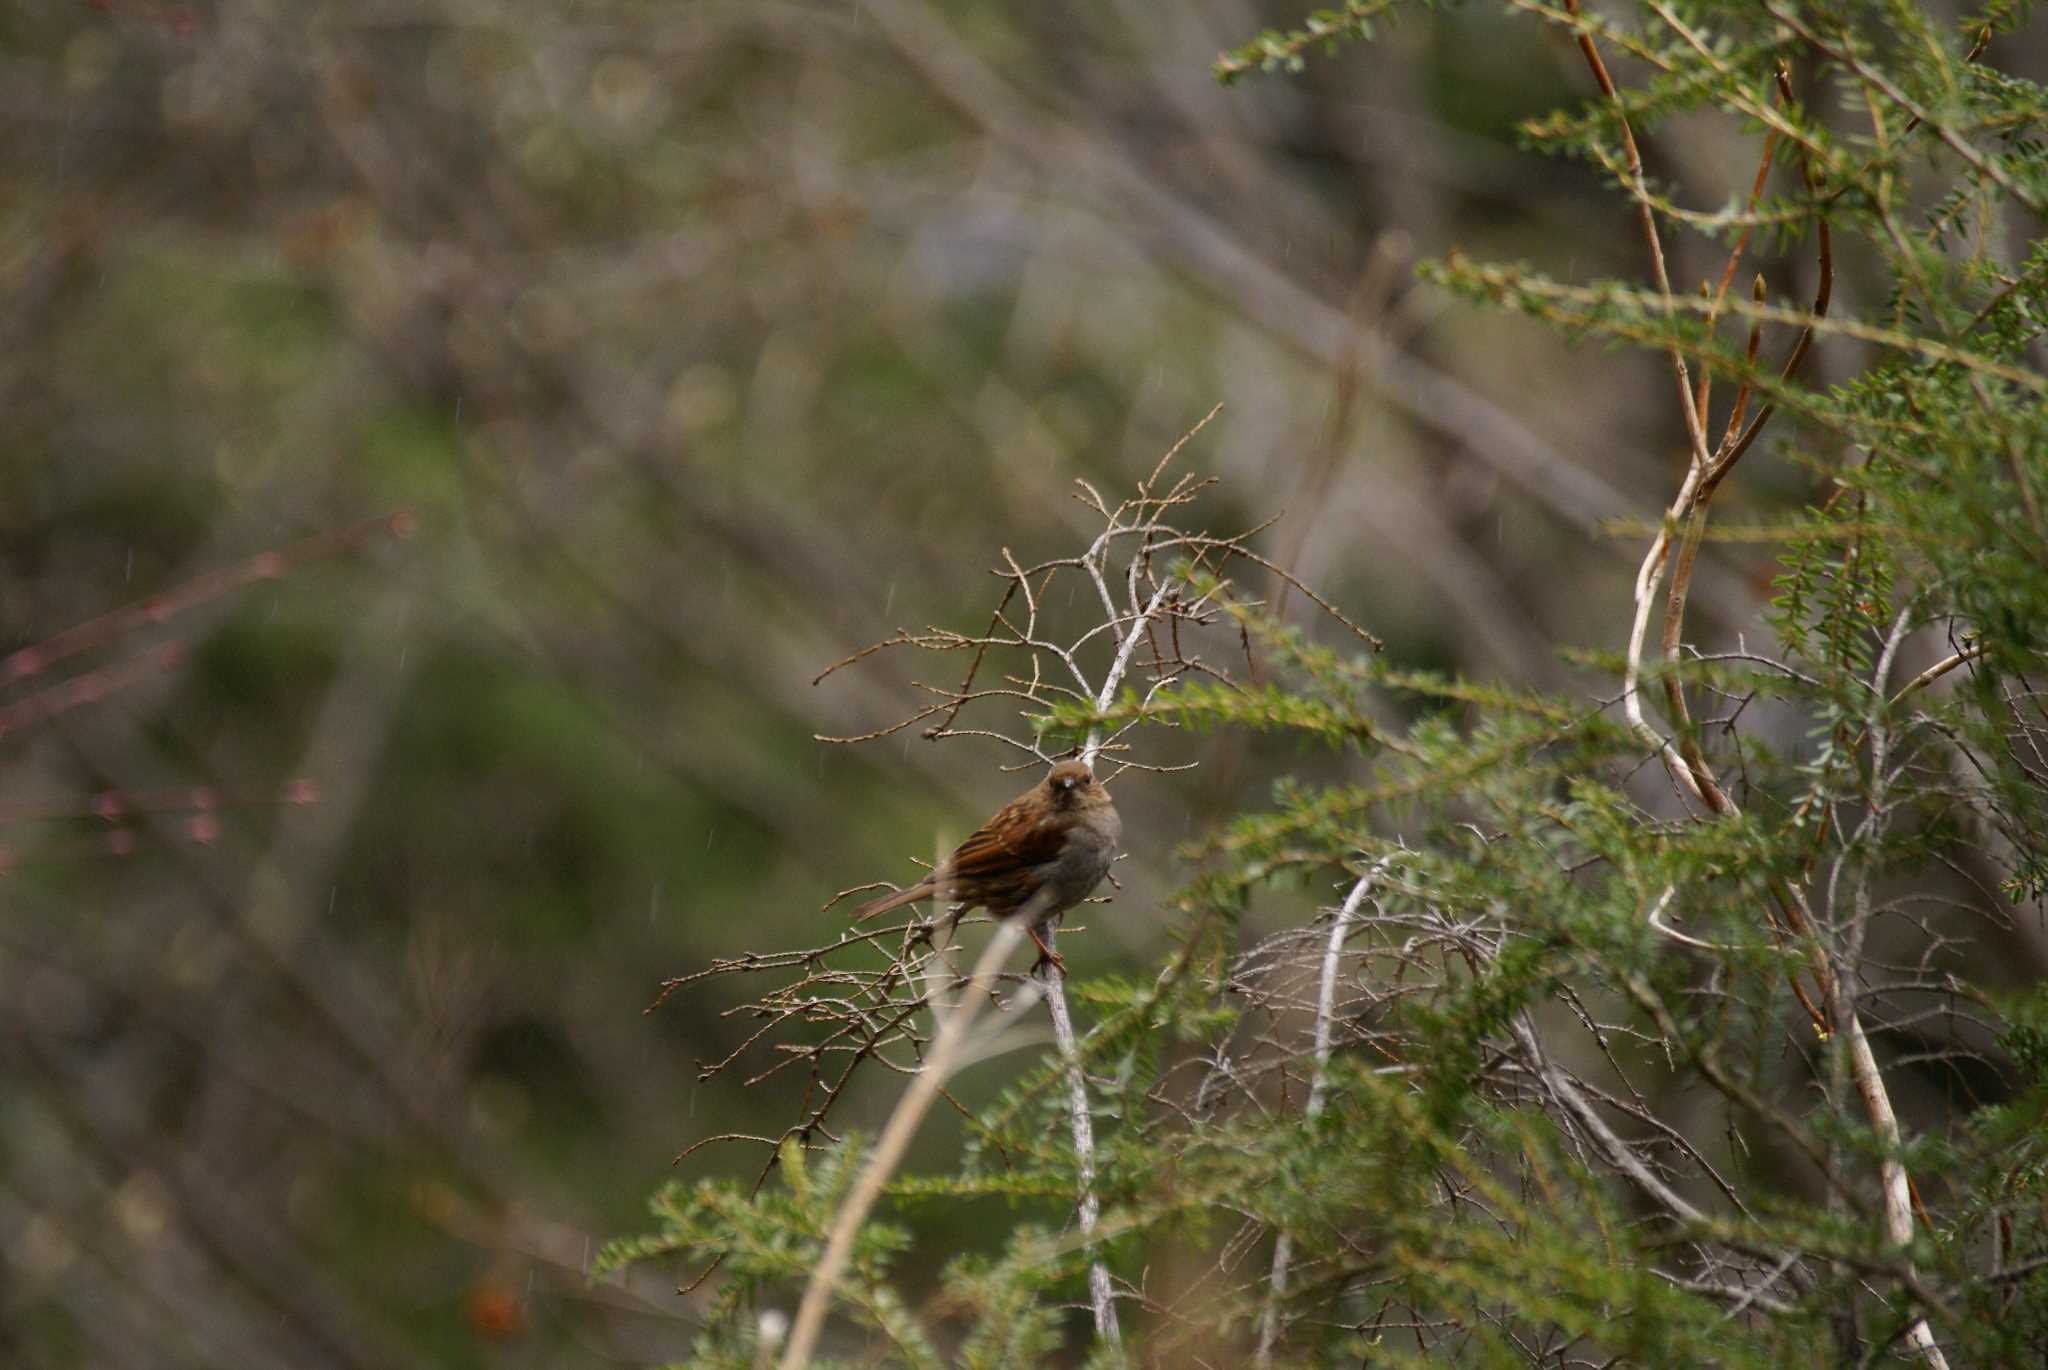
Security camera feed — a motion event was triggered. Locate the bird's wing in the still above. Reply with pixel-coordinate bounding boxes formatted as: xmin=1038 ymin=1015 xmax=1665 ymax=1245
xmin=941 ymin=799 xmax=1064 ymax=889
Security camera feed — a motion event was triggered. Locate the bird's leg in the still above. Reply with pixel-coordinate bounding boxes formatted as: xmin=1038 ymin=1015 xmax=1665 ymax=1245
xmin=940 ymin=904 xmax=969 ymax=950
xmin=1026 ymin=920 xmax=1067 ymax=978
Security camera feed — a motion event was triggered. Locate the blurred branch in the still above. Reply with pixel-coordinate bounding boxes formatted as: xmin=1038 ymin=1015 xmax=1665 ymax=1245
xmin=780 ymin=921 xmax=1025 ymax=1370
xmin=0 ymin=512 xmax=413 ymax=691
xmin=851 ymin=0 xmax=1763 ymax=631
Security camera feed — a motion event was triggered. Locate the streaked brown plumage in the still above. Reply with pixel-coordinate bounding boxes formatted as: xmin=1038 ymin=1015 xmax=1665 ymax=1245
xmin=850 ymin=760 xmax=1120 ymax=971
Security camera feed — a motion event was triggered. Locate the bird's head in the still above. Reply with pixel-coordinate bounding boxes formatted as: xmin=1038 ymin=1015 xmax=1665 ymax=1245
xmin=1045 ymin=760 xmax=1108 ymax=810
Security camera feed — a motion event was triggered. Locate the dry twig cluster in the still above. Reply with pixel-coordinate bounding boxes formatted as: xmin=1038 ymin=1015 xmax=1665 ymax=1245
xmin=660 ymin=408 xmax=1388 ymax=1351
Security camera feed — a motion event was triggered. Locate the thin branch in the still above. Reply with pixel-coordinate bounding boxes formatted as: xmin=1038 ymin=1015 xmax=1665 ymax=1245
xmin=1890 ymin=643 xmax=1983 ymax=709
xmin=1765 ymin=3 xmax=2039 ymax=214
xmin=1256 ymin=864 xmax=1382 ymax=1365
xmin=1559 ymin=0 xmax=1713 ymax=472
xmin=0 ymin=511 xmax=413 ymax=689
xmin=1037 ymin=959 xmax=1121 ymax=1347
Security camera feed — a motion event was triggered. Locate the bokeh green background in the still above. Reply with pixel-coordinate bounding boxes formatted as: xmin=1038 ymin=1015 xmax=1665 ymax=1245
xmin=4 ymin=0 xmax=2041 ymax=1364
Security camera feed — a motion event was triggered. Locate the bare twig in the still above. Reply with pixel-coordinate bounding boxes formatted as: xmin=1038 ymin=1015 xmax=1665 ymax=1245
xmin=1038 ymin=960 xmax=1121 ymax=1346
xmin=1890 ymin=643 xmax=1983 ymax=708
xmin=1255 ymin=864 xmax=1382 ymax=1365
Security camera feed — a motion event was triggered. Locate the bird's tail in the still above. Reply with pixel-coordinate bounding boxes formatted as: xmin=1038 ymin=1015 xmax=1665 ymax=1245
xmin=850 ymin=882 xmax=933 ymax=921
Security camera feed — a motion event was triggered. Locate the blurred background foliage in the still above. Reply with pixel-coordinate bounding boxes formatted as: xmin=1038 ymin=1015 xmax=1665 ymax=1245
xmin=1 ymin=0 xmax=2042 ymax=1365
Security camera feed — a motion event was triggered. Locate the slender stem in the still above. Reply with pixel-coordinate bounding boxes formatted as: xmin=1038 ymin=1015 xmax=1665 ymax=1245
xmin=1255 ymin=866 xmax=1379 ymax=1364
xmin=779 ymin=922 xmax=1026 ymax=1370
xmin=1037 ymin=564 xmax=1180 ymax=1350
xmin=1515 ymin=1014 xmax=1707 ymax=1227
xmin=1037 ymin=961 xmax=1121 ymax=1346
xmin=1557 ymin=10 xmax=1944 ymax=1363
xmin=1840 ymin=995 xmax=1949 ymax=1369
xmin=1559 ymin=0 xmax=1712 ymax=472
xmin=1082 ymin=579 xmax=1179 ymax=773
xmin=1889 ymin=643 xmax=1982 ymax=708
xmin=1623 ymin=487 xmax=1714 ymax=808
xmin=1846 ymin=609 xmax=1949 ymax=1370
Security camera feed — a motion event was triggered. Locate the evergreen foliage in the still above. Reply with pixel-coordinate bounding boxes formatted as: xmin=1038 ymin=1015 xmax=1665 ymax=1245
xmin=610 ymin=3 xmax=2048 ymax=1363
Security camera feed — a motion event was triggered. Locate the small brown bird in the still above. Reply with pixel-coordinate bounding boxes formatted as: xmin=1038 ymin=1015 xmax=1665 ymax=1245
xmin=850 ymin=760 xmax=1120 ymax=972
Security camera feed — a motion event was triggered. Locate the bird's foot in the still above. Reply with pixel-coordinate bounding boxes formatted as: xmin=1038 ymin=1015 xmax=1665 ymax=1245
xmin=1026 ymin=924 xmax=1067 ymax=978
